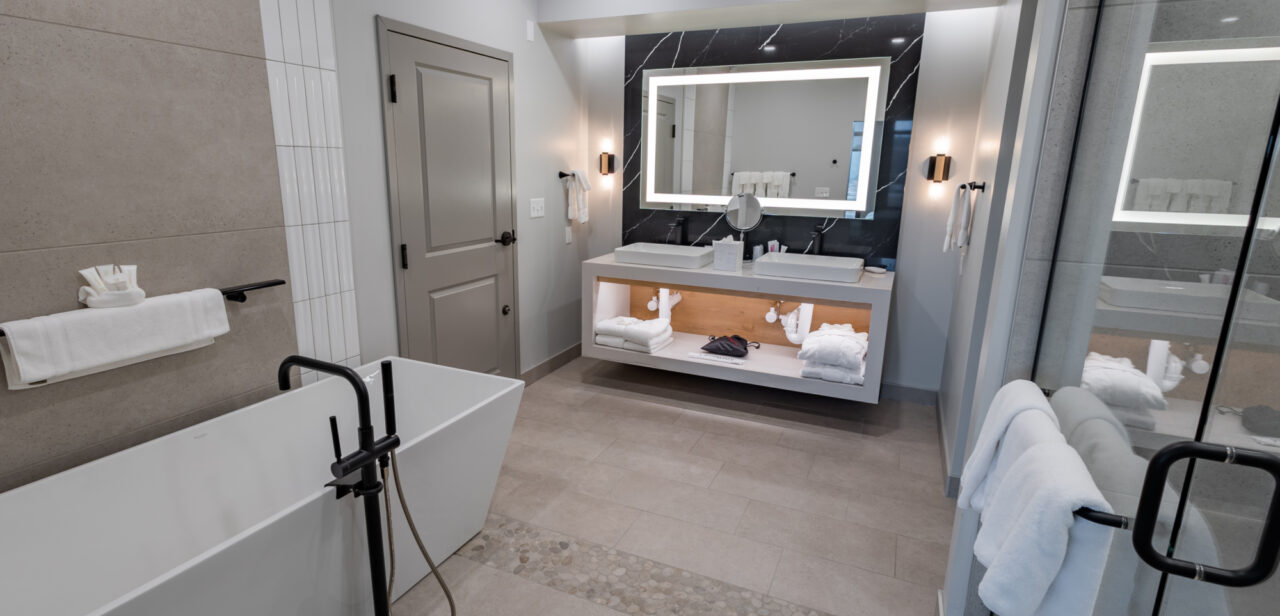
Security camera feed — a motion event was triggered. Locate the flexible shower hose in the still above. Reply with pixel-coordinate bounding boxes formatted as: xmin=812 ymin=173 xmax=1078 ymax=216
xmin=381 ymin=449 xmax=457 ymax=615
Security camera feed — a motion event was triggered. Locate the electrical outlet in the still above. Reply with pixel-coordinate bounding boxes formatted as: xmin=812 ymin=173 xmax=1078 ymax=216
xmin=564 ymin=225 xmax=573 ymax=244
xmin=530 ymin=197 xmax=545 ymax=218
xmin=814 ymin=186 xmax=831 ymax=198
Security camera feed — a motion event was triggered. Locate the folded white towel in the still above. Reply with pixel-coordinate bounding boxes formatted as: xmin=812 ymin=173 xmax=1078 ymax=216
xmin=1081 ymin=352 xmax=1167 ymax=410
xmin=975 ymin=442 xmax=1114 ymax=616
xmin=594 ymin=333 xmax=673 ymax=354
xmin=0 ymin=289 xmax=230 ymax=389
xmin=800 ymin=361 xmax=865 ymax=385
xmin=958 ymin=379 xmax=1061 ymax=511
xmin=796 ymin=324 xmax=868 ymax=370
xmin=731 ymin=173 xmax=748 ymax=195
xmin=594 ymin=316 xmax=670 ymax=345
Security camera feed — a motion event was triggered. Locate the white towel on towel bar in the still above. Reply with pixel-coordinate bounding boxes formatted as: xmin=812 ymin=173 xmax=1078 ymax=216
xmin=974 ymin=442 xmax=1114 ymax=616
xmin=959 ymin=379 xmax=1062 ymax=511
xmin=0 ymin=289 xmax=230 ymax=389
xmin=562 ymin=170 xmax=591 ymax=223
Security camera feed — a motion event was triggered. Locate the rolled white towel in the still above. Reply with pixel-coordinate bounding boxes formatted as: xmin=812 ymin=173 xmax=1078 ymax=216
xmin=800 ymin=361 xmax=864 ymax=385
xmin=797 ymin=324 xmax=868 ymax=370
xmin=594 ymin=316 xmax=643 ymax=338
xmin=1081 ymin=352 xmax=1166 ymax=410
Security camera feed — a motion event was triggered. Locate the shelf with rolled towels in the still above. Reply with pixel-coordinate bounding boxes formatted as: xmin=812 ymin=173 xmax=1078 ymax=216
xmin=0 ymin=280 xmax=285 ymax=390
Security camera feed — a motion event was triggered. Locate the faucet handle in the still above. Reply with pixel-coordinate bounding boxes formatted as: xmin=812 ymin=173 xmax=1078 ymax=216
xmin=328 ymin=415 xmax=343 ymax=461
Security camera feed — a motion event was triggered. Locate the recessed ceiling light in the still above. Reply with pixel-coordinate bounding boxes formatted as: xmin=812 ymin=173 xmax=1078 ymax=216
xmin=1221 ymin=16 xmax=1240 ymax=23
xmin=891 ymin=37 xmax=906 ymax=44
xmin=762 ymin=44 xmax=777 ymax=52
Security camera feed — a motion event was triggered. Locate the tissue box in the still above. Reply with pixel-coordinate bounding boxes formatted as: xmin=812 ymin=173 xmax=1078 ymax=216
xmin=712 ymin=238 xmax=743 ymax=271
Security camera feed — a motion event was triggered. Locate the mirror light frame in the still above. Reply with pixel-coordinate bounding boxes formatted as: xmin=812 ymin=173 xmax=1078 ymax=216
xmin=645 ymin=65 xmax=883 ymax=213
xmin=1112 ymin=46 xmax=1280 ymax=230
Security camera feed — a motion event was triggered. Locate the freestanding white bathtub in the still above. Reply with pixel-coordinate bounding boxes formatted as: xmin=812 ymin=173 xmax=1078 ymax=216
xmin=0 ymin=356 xmax=523 ymax=616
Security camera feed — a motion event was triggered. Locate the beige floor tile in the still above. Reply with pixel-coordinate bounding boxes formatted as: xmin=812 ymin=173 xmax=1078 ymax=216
xmin=735 ymin=501 xmax=897 ymax=576
xmin=586 ymin=413 xmax=704 ymax=453
xmin=488 ymin=469 xmax=568 ymax=521
xmin=810 ymin=455 xmax=953 ymax=510
xmin=768 ymin=550 xmax=937 ymax=616
xmin=844 ymin=491 xmax=955 ymax=545
xmin=582 ymin=391 xmax=686 ymax=424
xmin=501 ymin=441 xmax=588 ymax=479
xmin=596 ymin=440 xmax=723 ymax=487
xmin=776 ymin=428 xmax=901 ymax=469
xmin=604 ymin=468 xmax=749 ymax=532
xmin=529 ymin=490 xmax=642 ymax=547
xmin=710 ymin=463 xmax=849 ymax=519
xmin=675 ymin=410 xmax=785 ymax=444
xmin=898 ymin=442 xmax=945 ymax=478
xmin=895 ymin=535 xmax=949 ymax=589
xmin=508 ymin=417 xmax=615 ymax=460
xmin=395 ymin=556 xmax=617 ymax=616
xmin=616 ymin=512 xmax=781 ymax=593
xmin=691 ymin=432 xmax=815 ymax=479
xmin=392 ymin=553 xmax=483 ymax=614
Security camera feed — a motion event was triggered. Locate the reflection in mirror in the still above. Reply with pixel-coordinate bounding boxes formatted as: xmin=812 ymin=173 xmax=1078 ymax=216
xmin=725 ymin=193 xmax=762 ymax=232
xmin=1113 ymin=46 xmax=1280 ymax=232
xmin=642 ymin=59 xmax=889 ymax=217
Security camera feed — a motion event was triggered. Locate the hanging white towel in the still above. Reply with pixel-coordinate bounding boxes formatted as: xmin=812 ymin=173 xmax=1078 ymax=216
xmin=1166 ymin=179 xmax=1188 ymax=211
xmin=731 ymin=172 xmax=747 ymax=195
xmin=943 ymin=184 xmax=971 ymax=252
xmin=1206 ymin=179 xmax=1232 ymax=213
xmin=561 ymin=171 xmax=591 ymax=224
xmin=974 ymin=442 xmax=1114 ymax=616
xmin=772 ymin=171 xmax=790 ymax=198
xmin=0 ymin=289 xmax=230 ymax=389
xmin=958 ymin=379 xmax=1062 ymax=511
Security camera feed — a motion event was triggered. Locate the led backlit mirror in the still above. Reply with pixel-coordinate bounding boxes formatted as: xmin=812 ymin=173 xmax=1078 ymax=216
xmin=641 ymin=58 xmax=890 ymax=218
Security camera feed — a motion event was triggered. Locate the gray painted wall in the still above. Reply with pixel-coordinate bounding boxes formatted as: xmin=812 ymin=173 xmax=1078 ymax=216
xmin=0 ymin=1 xmax=296 ymax=491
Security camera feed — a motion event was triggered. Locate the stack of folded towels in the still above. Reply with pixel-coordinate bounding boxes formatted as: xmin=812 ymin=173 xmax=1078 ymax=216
xmin=797 ymin=323 xmax=868 ymax=385
xmin=594 ymin=316 xmax=673 ymax=354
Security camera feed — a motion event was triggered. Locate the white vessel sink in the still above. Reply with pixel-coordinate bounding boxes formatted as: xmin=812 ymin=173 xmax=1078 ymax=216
xmin=1099 ymin=276 xmax=1280 ymax=321
xmin=614 ymin=243 xmax=713 ymax=269
xmin=753 ymin=253 xmax=864 ymax=283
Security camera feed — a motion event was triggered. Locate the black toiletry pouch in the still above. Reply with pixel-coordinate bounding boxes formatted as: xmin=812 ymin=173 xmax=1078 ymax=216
xmin=1242 ymin=405 xmax=1280 ymax=437
xmin=702 ymin=335 xmax=760 ymax=357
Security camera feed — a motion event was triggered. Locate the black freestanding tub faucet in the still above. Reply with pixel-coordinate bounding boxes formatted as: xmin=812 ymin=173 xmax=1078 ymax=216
xmin=278 ymin=356 xmax=400 ymax=616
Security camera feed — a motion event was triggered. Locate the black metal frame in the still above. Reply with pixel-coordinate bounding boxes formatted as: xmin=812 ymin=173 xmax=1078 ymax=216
xmin=220 ymin=279 xmax=286 ymax=302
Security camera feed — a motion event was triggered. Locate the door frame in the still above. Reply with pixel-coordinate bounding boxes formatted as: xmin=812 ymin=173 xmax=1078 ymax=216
xmin=375 ymin=16 xmax=521 ymax=371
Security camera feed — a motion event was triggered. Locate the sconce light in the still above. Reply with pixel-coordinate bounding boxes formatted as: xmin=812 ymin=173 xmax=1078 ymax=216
xmin=926 ymin=153 xmax=952 ymax=183
xmin=599 ymin=152 xmax=617 ymax=175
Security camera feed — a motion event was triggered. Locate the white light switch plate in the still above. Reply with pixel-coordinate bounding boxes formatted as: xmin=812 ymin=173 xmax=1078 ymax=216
xmin=565 ymin=226 xmax=573 ymax=244
xmin=530 ymin=197 xmax=545 ymax=218
xmin=526 ymin=20 xmax=536 ymax=42
xmin=814 ymin=187 xmax=831 ymax=198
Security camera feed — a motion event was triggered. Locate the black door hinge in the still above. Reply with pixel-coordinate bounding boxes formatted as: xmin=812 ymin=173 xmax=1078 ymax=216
xmin=672 ymin=124 xmax=676 ymax=138
xmin=389 ymin=74 xmax=397 ymax=103
xmin=400 ymin=244 xmax=408 ymax=269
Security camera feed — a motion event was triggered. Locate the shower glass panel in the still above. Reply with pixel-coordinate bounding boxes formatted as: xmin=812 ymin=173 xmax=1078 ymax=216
xmin=1034 ymin=1 xmax=1280 ymax=614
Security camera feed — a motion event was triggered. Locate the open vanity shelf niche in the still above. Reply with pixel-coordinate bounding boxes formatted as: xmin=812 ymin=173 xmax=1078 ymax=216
xmin=582 ymin=253 xmax=892 ymax=403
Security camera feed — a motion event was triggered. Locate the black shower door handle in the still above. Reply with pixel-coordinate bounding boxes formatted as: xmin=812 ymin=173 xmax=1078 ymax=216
xmin=1132 ymin=441 xmax=1280 ymax=587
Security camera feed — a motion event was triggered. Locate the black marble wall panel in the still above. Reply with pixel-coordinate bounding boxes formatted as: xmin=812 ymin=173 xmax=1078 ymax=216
xmin=621 ymin=15 xmax=925 ymax=268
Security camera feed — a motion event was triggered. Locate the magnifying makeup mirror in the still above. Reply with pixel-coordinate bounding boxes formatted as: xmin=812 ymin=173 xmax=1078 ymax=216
xmin=726 ymin=193 xmax=763 ymax=232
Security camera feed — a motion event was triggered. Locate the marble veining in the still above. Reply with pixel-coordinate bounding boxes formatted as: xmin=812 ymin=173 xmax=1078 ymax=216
xmin=621 ymin=15 xmax=925 ymax=268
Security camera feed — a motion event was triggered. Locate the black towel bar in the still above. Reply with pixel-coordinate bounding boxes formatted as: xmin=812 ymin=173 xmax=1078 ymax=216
xmin=1073 ymin=507 xmax=1129 ymax=530
xmin=730 ymin=171 xmax=796 ymax=177
xmin=220 ymin=279 xmax=287 ymax=302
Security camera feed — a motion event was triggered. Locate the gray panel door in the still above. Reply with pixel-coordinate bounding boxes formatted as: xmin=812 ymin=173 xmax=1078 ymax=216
xmin=386 ymin=32 xmax=517 ymax=376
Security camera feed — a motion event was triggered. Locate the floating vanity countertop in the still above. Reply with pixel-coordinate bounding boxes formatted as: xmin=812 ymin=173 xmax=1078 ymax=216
xmin=582 ymin=253 xmax=893 ymax=304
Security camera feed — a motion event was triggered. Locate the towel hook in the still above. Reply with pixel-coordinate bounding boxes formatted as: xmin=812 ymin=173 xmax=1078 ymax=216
xmin=966 ymin=181 xmax=987 ymax=192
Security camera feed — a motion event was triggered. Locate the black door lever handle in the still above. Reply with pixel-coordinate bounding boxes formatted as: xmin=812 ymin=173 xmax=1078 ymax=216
xmin=495 ymin=231 xmax=516 ymax=246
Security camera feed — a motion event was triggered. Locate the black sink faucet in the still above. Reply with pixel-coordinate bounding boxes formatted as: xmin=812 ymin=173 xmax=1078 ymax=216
xmin=668 ymin=215 xmax=688 ymax=245
xmin=811 ymin=223 xmax=825 ymax=256
xmin=278 ymin=355 xmax=399 ymax=616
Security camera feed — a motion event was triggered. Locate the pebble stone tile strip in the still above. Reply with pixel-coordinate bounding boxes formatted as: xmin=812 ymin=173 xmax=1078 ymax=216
xmin=461 ymin=514 xmax=833 ymax=616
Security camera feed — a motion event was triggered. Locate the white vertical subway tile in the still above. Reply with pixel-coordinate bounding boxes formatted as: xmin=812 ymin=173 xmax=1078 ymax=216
xmin=293 ymin=300 xmax=314 ymax=356
xmin=344 ymin=357 xmax=361 ymax=369
xmin=296 ymin=0 xmax=320 ymax=67
xmin=314 ymin=0 xmax=337 ymax=70
xmin=304 ymin=67 xmax=327 ymax=147
xmin=294 ymin=147 xmax=318 ymax=225
xmin=320 ymin=69 xmax=343 ymax=147
xmin=265 ymin=61 xmax=292 ymax=146
xmin=342 ymin=290 xmax=359 ymax=357
xmin=309 ymin=296 xmax=332 ymax=361
xmin=319 ymin=222 xmax=340 ymax=295
xmin=335 ymin=221 xmax=353 ymax=292
xmin=313 ymin=148 xmax=334 ymax=223
xmin=259 ymin=0 xmax=285 ymax=62
xmin=284 ymin=226 xmax=309 ymax=301
xmin=278 ymin=0 xmax=303 ymax=65
xmin=284 ymin=63 xmax=310 ymax=146
xmin=329 ymin=149 xmax=348 ymax=221
xmin=326 ymin=293 xmax=346 ymax=361
xmin=302 ymin=370 xmax=318 ymax=385
xmin=302 ymin=224 xmax=326 ymax=297
xmin=276 ymin=146 xmax=301 ymax=226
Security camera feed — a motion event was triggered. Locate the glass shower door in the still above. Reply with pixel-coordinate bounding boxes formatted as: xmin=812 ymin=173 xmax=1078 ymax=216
xmin=1032 ymin=0 xmax=1280 ymax=614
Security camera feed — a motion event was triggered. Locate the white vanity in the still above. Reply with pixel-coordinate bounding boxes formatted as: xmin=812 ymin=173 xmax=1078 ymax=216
xmin=581 ymin=252 xmax=893 ymax=403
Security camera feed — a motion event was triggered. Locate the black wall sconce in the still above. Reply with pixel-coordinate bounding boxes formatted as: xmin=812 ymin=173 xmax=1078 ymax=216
xmin=600 ymin=152 xmax=617 ymax=175
xmin=927 ymin=153 xmax=952 ymax=182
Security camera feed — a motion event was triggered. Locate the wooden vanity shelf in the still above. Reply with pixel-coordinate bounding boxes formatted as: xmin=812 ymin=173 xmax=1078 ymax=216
xmin=582 ymin=253 xmax=893 ymax=403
